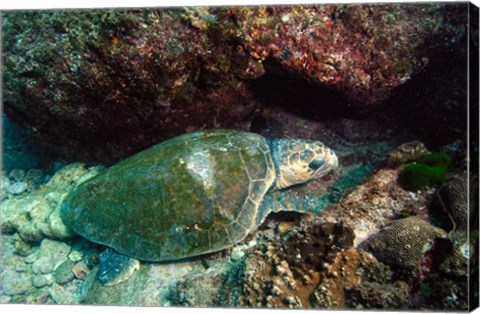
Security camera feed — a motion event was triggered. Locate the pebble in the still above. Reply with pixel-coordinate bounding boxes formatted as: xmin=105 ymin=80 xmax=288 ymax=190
xmin=13 ymin=236 xmax=33 ymax=256
xmin=26 ymin=169 xmax=44 ymax=184
xmin=72 ymin=261 xmax=90 ymax=280
xmin=32 ymin=257 xmax=55 ymax=274
xmin=53 ymin=260 xmax=75 ymax=285
xmin=32 ymin=275 xmax=49 ymax=288
xmin=25 ymin=251 xmax=39 ymax=264
xmin=230 ymin=245 xmax=247 ymax=261
xmin=9 ymin=169 xmax=26 ymax=181
xmin=48 ymin=283 xmax=79 ymax=304
xmin=6 ymin=181 xmax=28 ymax=195
xmin=1 ymin=270 xmax=32 ymax=295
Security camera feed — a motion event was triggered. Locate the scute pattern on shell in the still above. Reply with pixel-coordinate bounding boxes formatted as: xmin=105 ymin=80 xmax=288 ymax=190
xmin=61 ymin=130 xmax=276 ymax=261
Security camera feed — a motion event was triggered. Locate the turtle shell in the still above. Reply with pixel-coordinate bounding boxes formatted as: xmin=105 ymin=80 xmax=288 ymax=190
xmin=61 ymin=130 xmax=276 ymax=261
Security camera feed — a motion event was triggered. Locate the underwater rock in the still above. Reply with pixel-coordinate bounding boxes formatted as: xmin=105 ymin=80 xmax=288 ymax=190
xmin=1 ymin=269 xmax=33 ymax=296
xmin=31 ymin=275 xmax=50 ymax=289
xmin=48 ymin=283 xmax=79 ymax=304
xmin=318 ymin=169 xmax=430 ymax=245
xmin=2 ymin=10 xmax=257 ymax=164
xmin=309 ymin=247 xmax=409 ymax=309
xmin=346 ymin=278 xmax=410 ymax=309
xmin=6 ymin=181 xmax=29 ymax=195
xmin=384 ymin=141 xmax=430 ymax=168
xmin=53 ymin=260 xmax=76 ymax=285
xmin=31 ymin=239 xmax=71 ymax=275
xmin=9 ymin=169 xmax=26 ymax=182
xmin=0 ymin=163 xmax=101 ymax=242
xmin=225 ymin=3 xmax=465 ymax=108
xmin=2 ymin=4 xmax=466 ymax=164
xmin=359 ymin=216 xmax=447 ymax=269
xmin=81 ymin=256 xmax=228 ymax=306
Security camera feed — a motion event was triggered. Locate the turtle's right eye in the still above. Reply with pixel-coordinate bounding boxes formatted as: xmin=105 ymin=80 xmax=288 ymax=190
xmin=308 ymin=159 xmax=324 ymax=171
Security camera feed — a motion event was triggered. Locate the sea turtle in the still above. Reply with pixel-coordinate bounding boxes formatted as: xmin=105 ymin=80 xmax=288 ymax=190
xmin=60 ymin=129 xmax=338 ymax=285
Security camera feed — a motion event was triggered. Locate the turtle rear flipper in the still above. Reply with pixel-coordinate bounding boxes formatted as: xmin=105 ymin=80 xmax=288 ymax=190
xmin=97 ymin=248 xmax=140 ymax=286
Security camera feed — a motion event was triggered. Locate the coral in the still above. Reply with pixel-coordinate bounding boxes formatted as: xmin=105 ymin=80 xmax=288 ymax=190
xmin=384 ymin=141 xmax=430 ymax=168
xmin=239 ymin=215 xmax=355 ymax=308
xmin=359 ymin=216 xmax=447 ymax=269
xmin=308 ymin=247 xmax=409 ymax=310
xmin=345 ymin=279 xmax=409 ymax=309
xmin=435 ymin=176 xmax=477 ymax=277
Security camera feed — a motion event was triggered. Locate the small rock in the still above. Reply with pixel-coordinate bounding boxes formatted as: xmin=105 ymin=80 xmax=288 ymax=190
xmin=12 ymin=256 xmax=29 ymax=272
xmin=54 ymin=260 xmax=75 ymax=285
xmin=26 ymin=169 xmax=44 ymax=184
xmin=72 ymin=261 xmax=90 ymax=280
xmin=231 ymin=245 xmax=248 ymax=261
xmin=12 ymin=234 xmax=33 ymax=256
xmin=32 ymin=257 xmax=55 ymax=274
xmin=30 ymin=239 xmax=71 ymax=274
xmin=25 ymin=250 xmax=39 ymax=264
xmin=384 ymin=141 xmax=430 ymax=168
xmin=32 ymin=275 xmax=49 ymax=288
xmin=6 ymin=181 xmax=28 ymax=195
xmin=9 ymin=169 xmax=26 ymax=181
xmin=48 ymin=283 xmax=79 ymax=304
xmin=1 ymin=270 xmax=33 ymax=295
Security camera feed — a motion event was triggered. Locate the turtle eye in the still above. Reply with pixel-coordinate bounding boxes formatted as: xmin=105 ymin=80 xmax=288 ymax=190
xmin=308 ymin=159 xmax=324 ymax=171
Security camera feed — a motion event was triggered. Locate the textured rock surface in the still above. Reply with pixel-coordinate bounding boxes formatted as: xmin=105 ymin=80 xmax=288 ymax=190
xmin=317 ymin=169 xmax=431 ymax=245
xmin=239 ymin=215 xmax=355 ymax=308
xmin=81 ymin=254 xmax=228 ymax=305
xmin=384 ymin=141 xmax=430 ymax=168
xmin=2 ymin=4 xmax=467 ymax=164
xmin=310 ymin=248 xmax=409 ymax=309
xmin=436 ymin=176 xmax=477 ymax=276
xmin=1 ymin=163 xmax=101 ymax=241
xmin=359 ymin=216 xmax=447 ymax=269
xmin=2 ymin=9 xmax=257 ymax=164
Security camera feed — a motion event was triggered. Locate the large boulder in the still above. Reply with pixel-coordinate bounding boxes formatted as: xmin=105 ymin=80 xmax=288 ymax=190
xmin=2 ymin=4 xmax=466 ymax=164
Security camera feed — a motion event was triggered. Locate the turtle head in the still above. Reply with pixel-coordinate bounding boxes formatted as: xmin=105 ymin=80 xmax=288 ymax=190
xmin=270 ymin=138 xmax=338 ymax=190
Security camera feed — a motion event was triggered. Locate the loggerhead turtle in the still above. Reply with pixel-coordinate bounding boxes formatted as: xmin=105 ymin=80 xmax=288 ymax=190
xmin=60 ymin=129 xmax=338 ymax=285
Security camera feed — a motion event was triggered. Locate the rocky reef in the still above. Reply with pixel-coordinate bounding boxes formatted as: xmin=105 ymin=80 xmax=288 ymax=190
xmin=2 ymin=3 xmax=467 ymax=164
xmin=1 ymin=141 xmax=475 ymax=309
xmin=1 ymin=2 xmax=476 ymax=311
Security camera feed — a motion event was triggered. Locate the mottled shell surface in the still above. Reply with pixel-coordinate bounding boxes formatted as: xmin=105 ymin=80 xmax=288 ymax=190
xmin=61 ymin=130 xmax=276 ymax=261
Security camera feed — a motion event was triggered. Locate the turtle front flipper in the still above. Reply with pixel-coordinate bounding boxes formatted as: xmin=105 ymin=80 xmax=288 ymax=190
xmin=257 ymin=191 xmax=325 ymax=225
xmin=97 ymin=248 xmax=140 ymax=286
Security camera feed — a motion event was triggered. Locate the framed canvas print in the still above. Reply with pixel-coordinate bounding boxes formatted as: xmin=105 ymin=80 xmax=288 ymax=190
xmin=1 ymin=0 xmax=479 ymax=311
